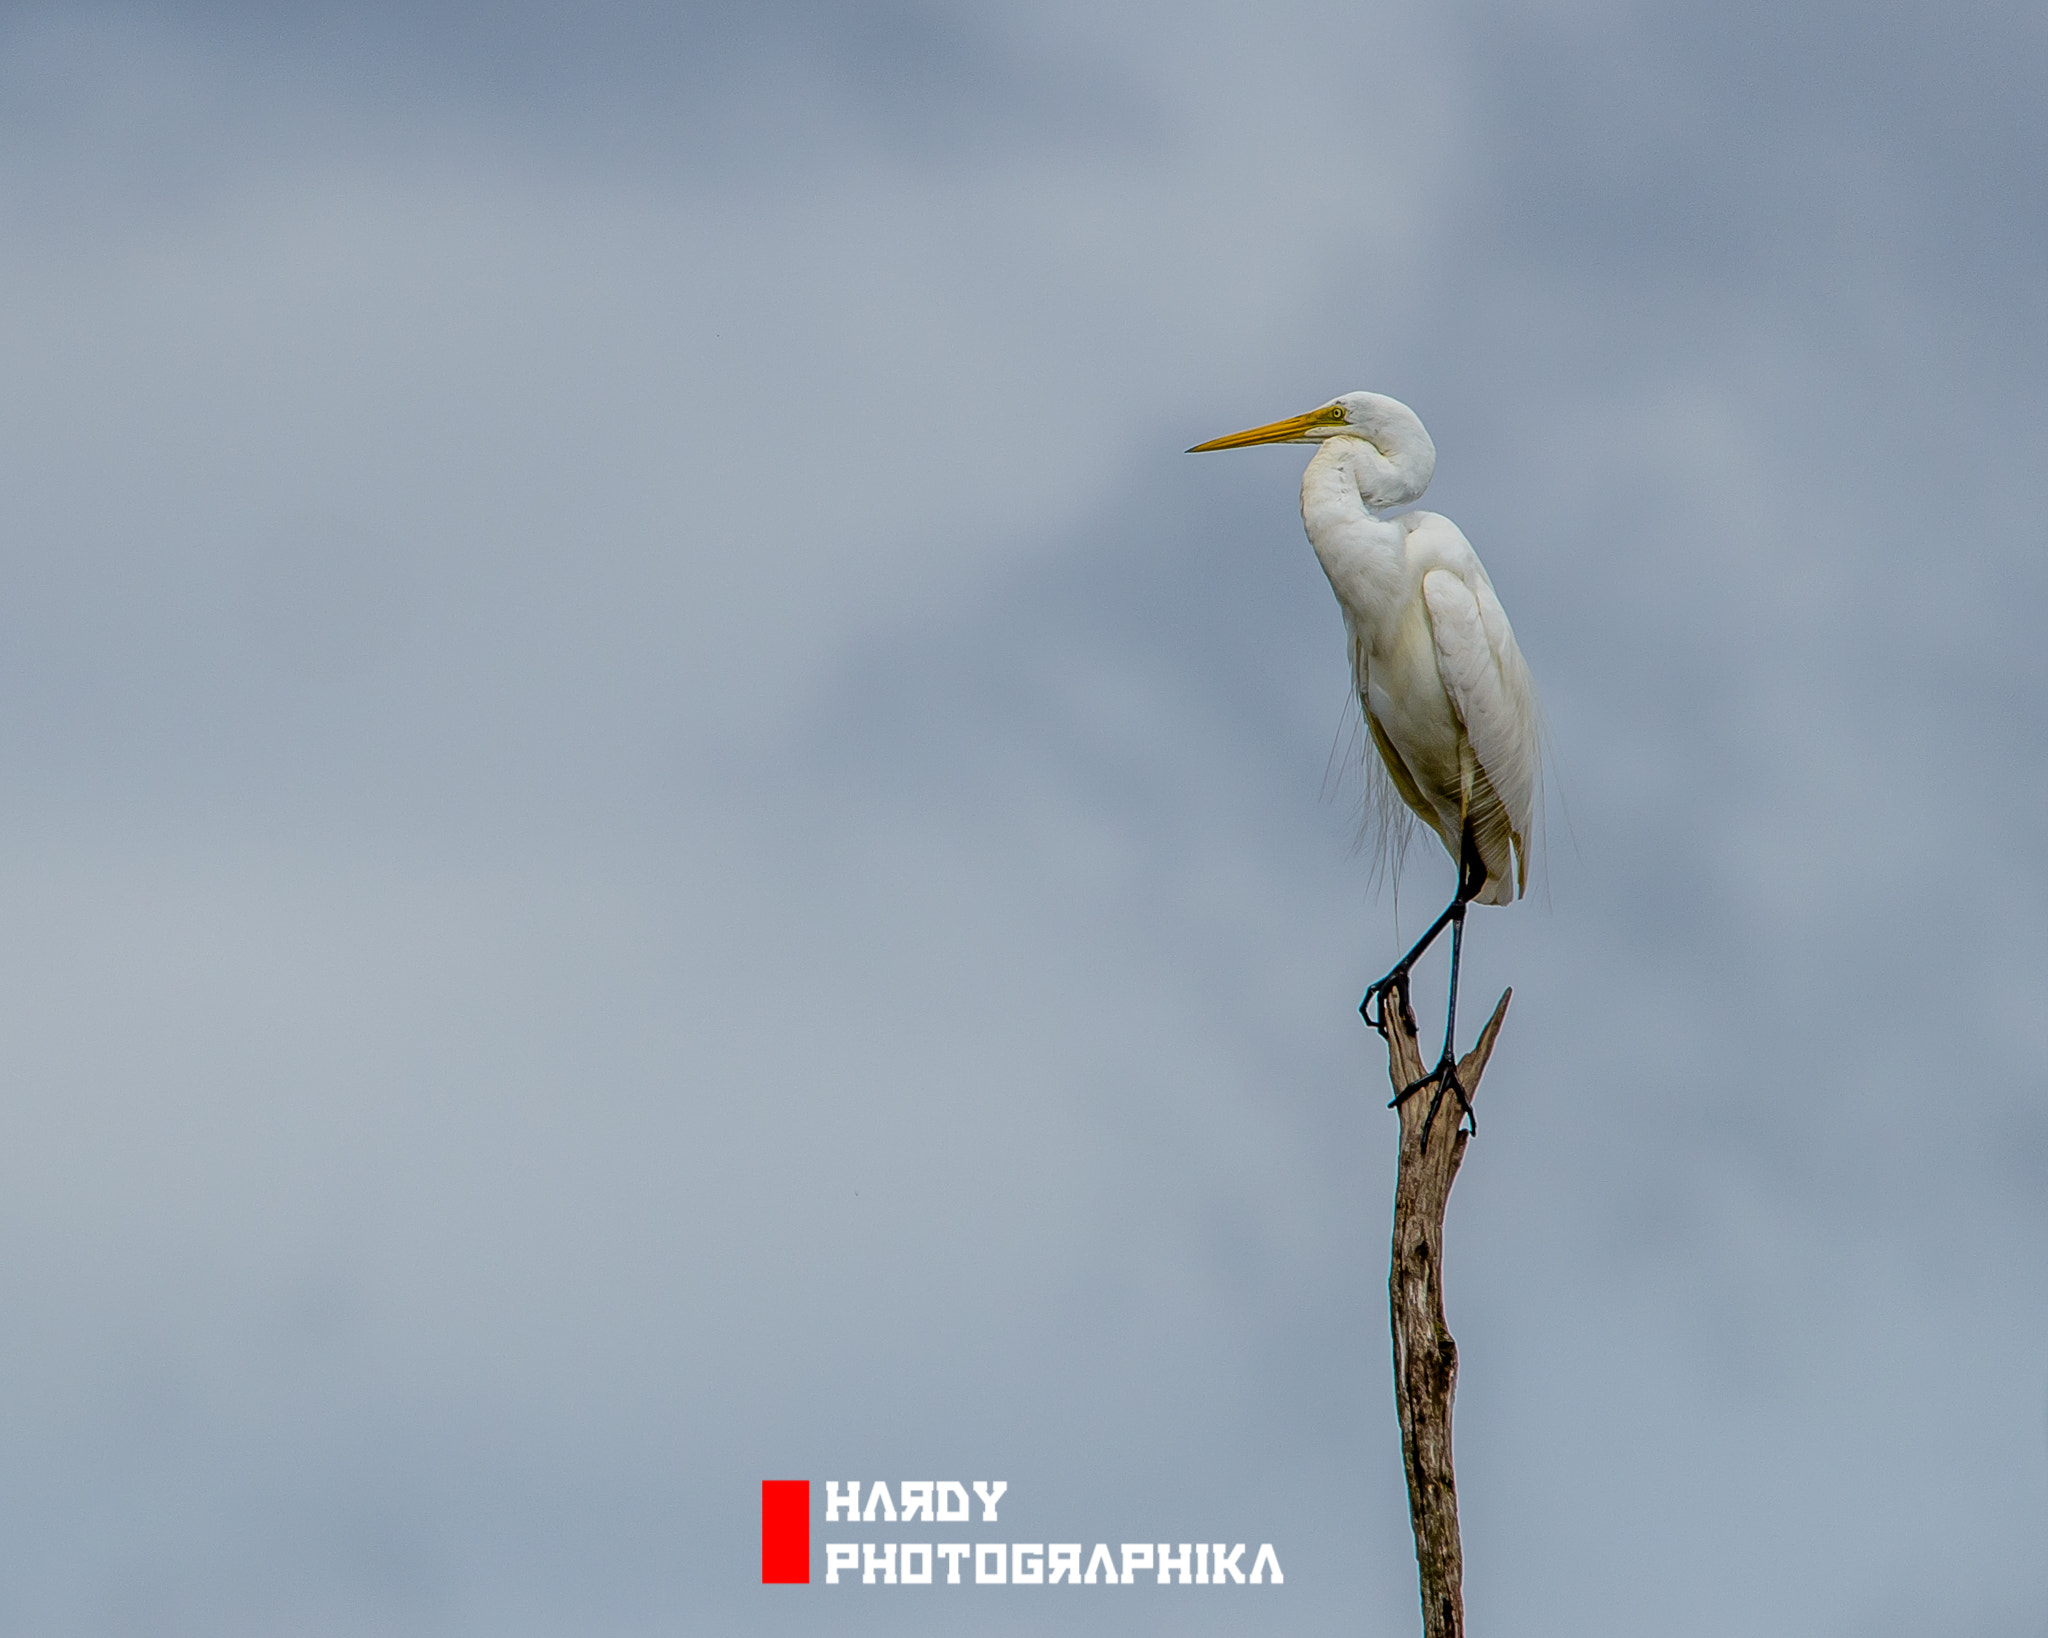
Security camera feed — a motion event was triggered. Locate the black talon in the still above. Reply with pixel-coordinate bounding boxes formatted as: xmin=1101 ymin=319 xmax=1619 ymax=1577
xmin=1389 ymin=1053 xmax=1476 ymax=1149
xmin=1360 ymin=968 xmax=1408 ymax=1036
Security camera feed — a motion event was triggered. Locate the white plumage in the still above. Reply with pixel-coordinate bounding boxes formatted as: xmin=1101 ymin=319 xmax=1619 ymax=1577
xmin=1192 ymin=391 xmax=1538 ymax=897
xmin=1190 ymin=390 xmax=1540 ymax=1127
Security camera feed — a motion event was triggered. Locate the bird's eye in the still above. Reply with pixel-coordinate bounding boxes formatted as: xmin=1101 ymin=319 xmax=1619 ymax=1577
xmin=1321 ymin=404 xmax=1348 ymax=422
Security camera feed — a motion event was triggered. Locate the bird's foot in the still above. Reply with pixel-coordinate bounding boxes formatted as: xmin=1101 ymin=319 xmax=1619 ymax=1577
xmin=1360 ymin=968 xmax=1416 ymax=1038
xmin=1388 ymin=1052 xmax=1476 ymax=1150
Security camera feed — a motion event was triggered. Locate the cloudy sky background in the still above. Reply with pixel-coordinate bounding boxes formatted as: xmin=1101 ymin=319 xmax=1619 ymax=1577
xmin=0 ymin=2 xmax=2043 ymax=1633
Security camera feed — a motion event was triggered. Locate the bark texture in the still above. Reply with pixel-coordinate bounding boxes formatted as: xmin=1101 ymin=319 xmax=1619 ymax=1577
xmin=1378 ymin=981 xmax=1511 ymax=1638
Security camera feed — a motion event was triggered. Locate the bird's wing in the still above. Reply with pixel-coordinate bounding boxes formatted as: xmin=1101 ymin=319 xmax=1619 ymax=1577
xmin=1419 ymin=558 xmax=1539 ymax=899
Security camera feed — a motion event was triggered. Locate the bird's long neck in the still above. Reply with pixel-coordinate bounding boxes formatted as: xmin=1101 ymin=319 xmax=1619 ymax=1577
xmin=1300 ymin=440 xmax=1415 ymax=625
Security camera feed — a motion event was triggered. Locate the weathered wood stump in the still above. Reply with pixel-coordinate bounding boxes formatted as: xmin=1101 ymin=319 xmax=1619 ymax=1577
xmin=1377 ymin=980 xmax=1511 ymax=1638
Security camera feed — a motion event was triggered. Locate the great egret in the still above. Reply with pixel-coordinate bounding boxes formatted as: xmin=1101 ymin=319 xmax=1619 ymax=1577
xmin=1190 ymin=392 xmax=1539 ymax=1141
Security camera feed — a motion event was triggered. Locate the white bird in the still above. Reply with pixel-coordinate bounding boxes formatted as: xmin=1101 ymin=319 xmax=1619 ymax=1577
xmin=1190 ymin=392 xmax=1539 ymax=1139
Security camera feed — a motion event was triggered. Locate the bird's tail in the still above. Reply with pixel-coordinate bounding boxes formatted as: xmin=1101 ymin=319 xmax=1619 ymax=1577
xmin=1460 ymin=743 xmax=1526 ymax=906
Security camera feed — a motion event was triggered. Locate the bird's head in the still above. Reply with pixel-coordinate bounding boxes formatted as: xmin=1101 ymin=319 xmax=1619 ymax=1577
xmin=1188 ymin=391 xmax=1435 ymax=507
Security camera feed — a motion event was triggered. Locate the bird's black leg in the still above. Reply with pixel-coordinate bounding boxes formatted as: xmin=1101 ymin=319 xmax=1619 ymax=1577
xmin=1407 ymin=904 xmax=1475 ymax=1147
xmin=1367 ymin=824 xmax=1487 ymax=1146
xmin=1358 ymin=898 xmax=1460 ymax=1035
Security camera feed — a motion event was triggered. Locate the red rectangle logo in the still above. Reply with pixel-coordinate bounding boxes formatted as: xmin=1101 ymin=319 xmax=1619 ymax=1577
xmin=761 ymin=1480 xmax=810 ymax=1583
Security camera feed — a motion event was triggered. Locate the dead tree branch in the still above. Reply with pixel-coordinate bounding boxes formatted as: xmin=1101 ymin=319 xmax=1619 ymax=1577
xmin=1377 ymin=981 xmax=1511 ymax=1638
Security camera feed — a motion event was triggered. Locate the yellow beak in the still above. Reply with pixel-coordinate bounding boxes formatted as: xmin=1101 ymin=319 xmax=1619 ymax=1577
xmin=1187 ymin=406 xmax=1334 ymax=453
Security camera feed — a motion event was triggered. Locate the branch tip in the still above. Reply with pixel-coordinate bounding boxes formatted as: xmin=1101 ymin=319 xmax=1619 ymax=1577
xmin=1456 ymin=989 xmax=1512 ymax=1090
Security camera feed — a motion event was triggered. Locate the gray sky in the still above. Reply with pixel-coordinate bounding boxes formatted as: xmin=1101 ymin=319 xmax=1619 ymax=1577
xmin=0 ymin=2 xmax=2043 ymax=1633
